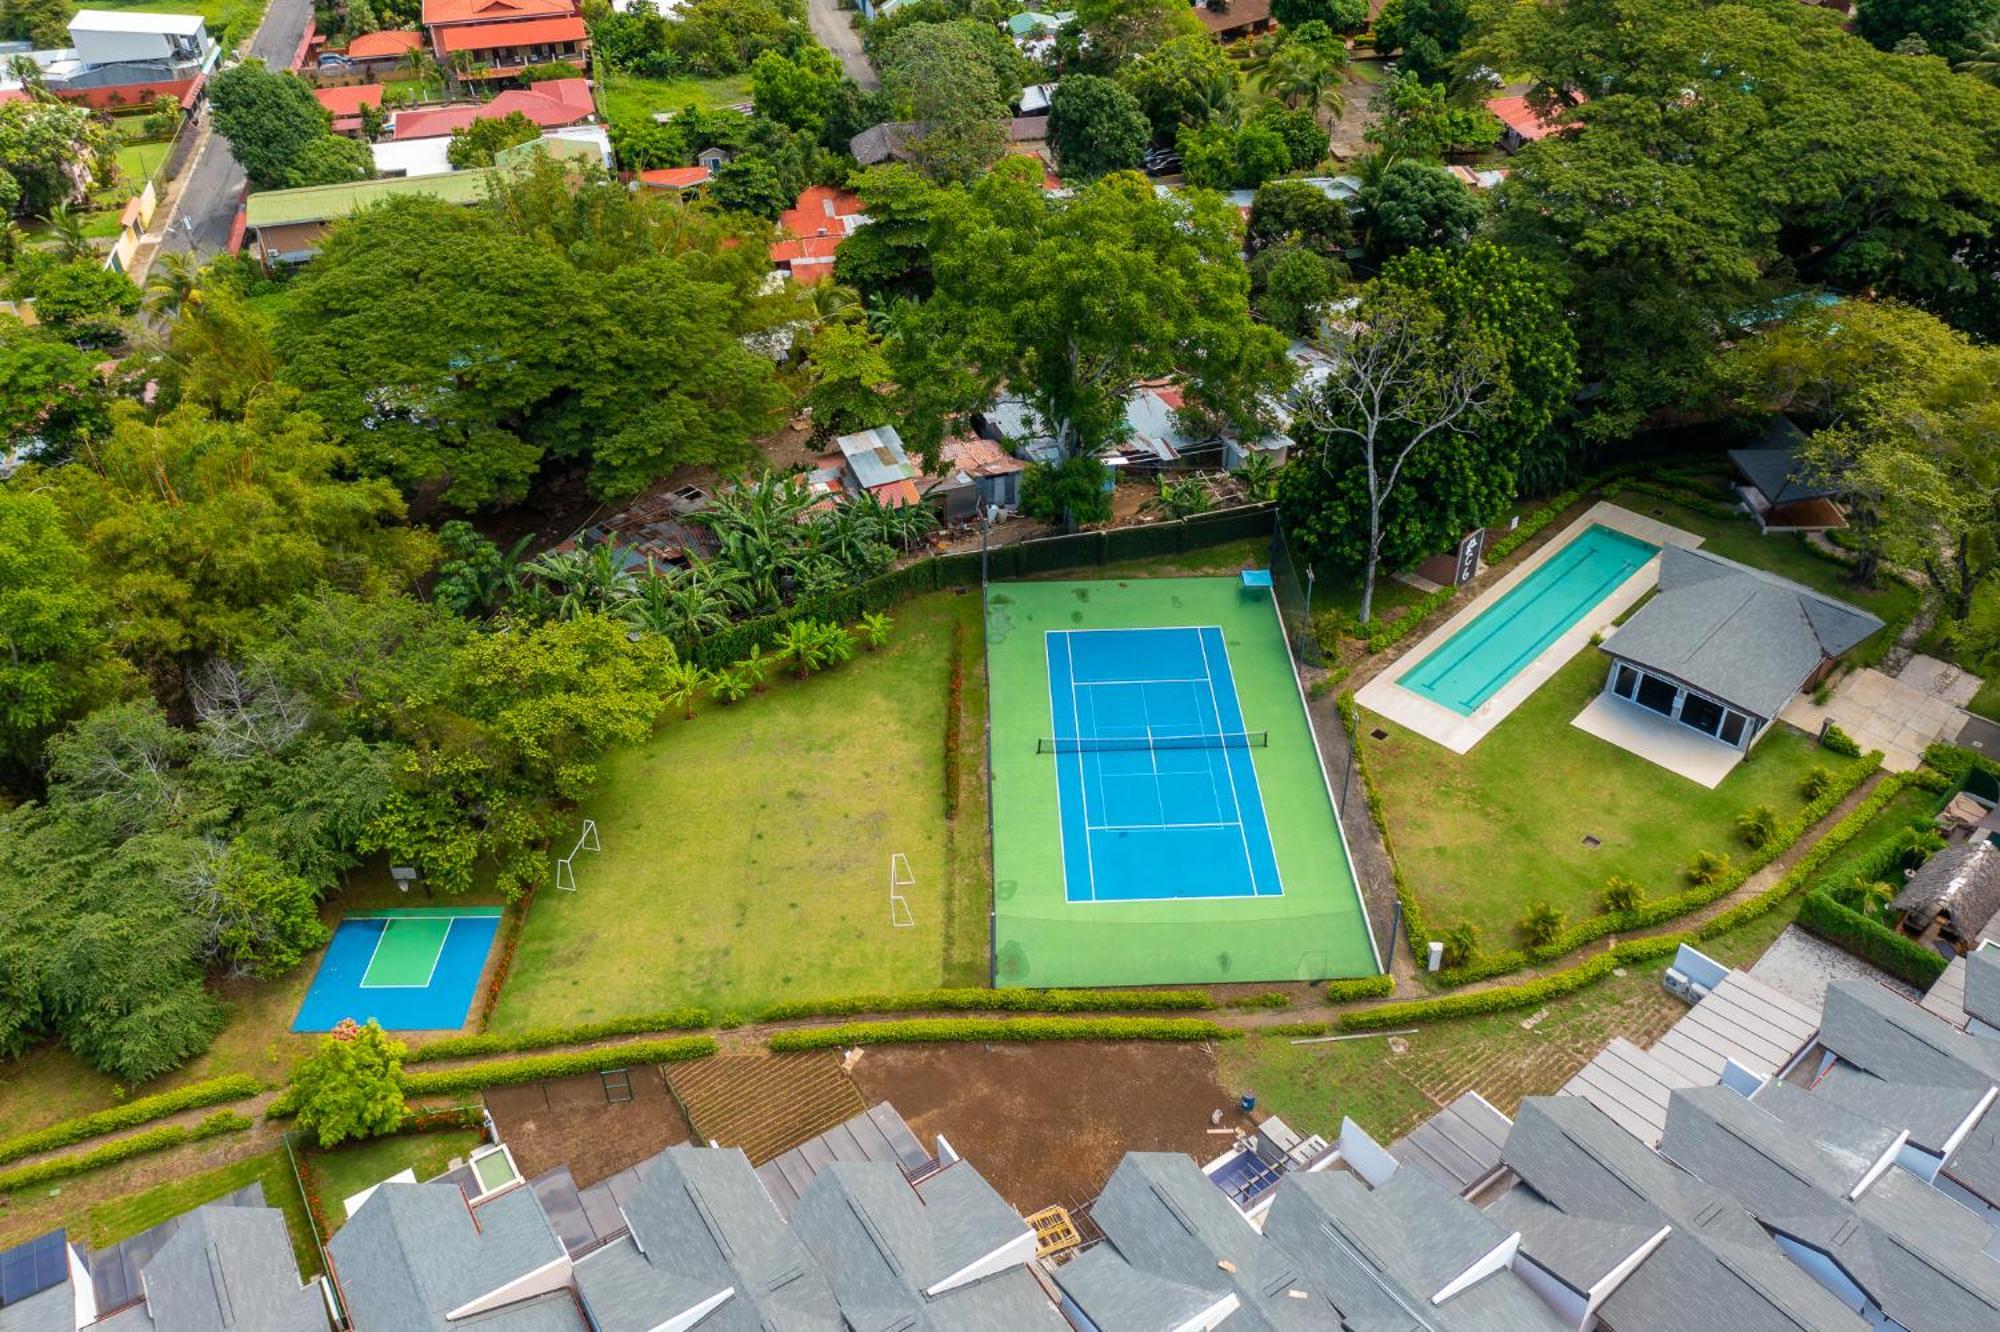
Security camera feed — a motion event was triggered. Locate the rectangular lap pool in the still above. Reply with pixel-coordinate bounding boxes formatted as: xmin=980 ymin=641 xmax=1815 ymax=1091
xmin=1398 ymin=524 xmax=1657 ymax=715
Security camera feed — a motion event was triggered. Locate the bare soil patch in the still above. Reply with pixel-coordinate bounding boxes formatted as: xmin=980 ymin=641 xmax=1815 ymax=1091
xmin=849 ymin=1041 xmax=1253 ymax=1215
xmin=484 ymin=1066 xmax=692 ymax=1188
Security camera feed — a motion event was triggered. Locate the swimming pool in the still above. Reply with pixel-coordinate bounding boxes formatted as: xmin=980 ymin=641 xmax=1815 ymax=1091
xmin=1398 ymin=524 xmax=1658 ymax=715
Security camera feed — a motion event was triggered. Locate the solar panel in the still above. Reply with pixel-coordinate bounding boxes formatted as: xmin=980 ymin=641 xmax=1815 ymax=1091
xmin=0 ymin=1230 xmax=67 ymax=1307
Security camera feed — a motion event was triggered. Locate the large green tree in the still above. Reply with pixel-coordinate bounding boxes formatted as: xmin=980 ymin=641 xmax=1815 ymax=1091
xmin=0 ymin=489 xmax=127 ymax=772
xmin=0 ymin=98 xmax=106 ymax=216
xmin=289 ymin=1019 xmax=409 ymax=1148
xmin=1047 ymin=75 xmax=1151 ymax=181
xmin=208 ymin=61 xmax=348 ymax=191
xmin=0 ymin=319 xmax=112 ymax=459
xmin=1116 ymin=33 xmax=1239 ymax=138
xmin=1854 ymin=0 xmax=2000 ymax=61
xmin=1373 ymin=0 xmax=1473 ymax=83
xmin=878 ymin=21 xmax=1013 ymax=182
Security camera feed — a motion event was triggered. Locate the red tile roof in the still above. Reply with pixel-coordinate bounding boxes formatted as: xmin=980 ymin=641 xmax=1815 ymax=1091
xmin=1485 ymin=95 xmax=1574 ymax=141
xmin=777 ymin=184 xmax=865 ymax=240
xmin=638 ymin=166 xmax=711 ymax=189
xmin=437 ymin=15 xmax=585 ymax=51
xmin=769 ymin=235 xmax=843 ymax=263
xmin=872 ymin=479 xmax=923 ymax=508
xmin=421 ymin=0 xmax=573 ymax=26
xmin=314 ymin=83 xmax=385 ymax=118
xmin=389 ymin=79 xmax=593 ymax=139
xmin=345 ymin=28 xmax=424 ymax=58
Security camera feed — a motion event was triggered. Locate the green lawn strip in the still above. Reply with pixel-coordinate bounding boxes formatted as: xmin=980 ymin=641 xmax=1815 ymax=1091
xmin=768 ymin=1016 xmax=1236 ymax=1051
xmin=303 ymin=1129 xmax=482 ymax=1231
xmin=489 ymin=592 xmax=979 ymax=1027
xmin=595 ymin=70 xmax=752 ymax=130
xmin=0 ymin=1112 xmax=252 ymax=1195
xmin=83 ymin=1149 xmax=321 ymax=1278
xmin=1362 ymin=650 xmax=1828 ymax=946
xmin=0 ymin=1075 xmax=262 ymax=1168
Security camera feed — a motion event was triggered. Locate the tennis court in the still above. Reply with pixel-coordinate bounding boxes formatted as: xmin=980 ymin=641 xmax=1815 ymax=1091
xmin=1046 ymin=627 xmax=1281 ymax=902
xmin=293 ymin=908 xmax=502 ymax=1032
xmin=989 ymin=577 xmax=1379 ymax=987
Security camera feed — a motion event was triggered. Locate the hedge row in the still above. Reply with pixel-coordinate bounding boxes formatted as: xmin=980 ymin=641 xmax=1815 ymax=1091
xmin=1922 ymin=740 xmax=2000 ymax=786
xmin=1797 ymin=891 xmax=1949 ymax=988
xmin=407 ymin=1008 xmax=714 ymax=1064
xmin=1267 ymin=1020 xmax=1333 ymax=1038
xmin=1322 ymin=974 xmax=1395 ymax=1004
xmin=1364 ymin=585 xmax=1456 ymax=654
xmin=1430 ymin=752 xmax=1881 ymax=986
xmin=0 ymin=1110 xmax=252 ymax=1195
xmin=1222 ymin=992 xmax=1295 ymax=1010
xmin=1485 ymin=480 xmax=1597 ymax=564
xmin=1600 ymin=478 xmax=1739 ymax=521
xmin=475 ymin=893 xmax=533 ymax=1033
xmin=1339 ymin=936 xmax=1690 ymax=1032
xmin=1339 ymin=693 xmax=1432 ymax=970
xmin=400 ymin=1036 xmax=718 ymax=1097
xmin=0 ymin=1073 xmax=262 ymax=1168
xmin=767 ymin=1016 xmax=1237 ymax=1051
xmin=756 ymin=988 xmax=1213 ymax=1022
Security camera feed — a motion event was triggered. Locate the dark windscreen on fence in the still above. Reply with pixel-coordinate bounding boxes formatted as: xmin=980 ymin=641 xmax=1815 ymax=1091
xmin=1270 ymin=517 xmax=1323 ymax=667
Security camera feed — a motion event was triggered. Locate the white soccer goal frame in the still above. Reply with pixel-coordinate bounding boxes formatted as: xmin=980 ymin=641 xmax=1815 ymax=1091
xmin=555 ymin=818 xmax=601 ymax=892
xmin=888 ymin=852 xmax=916 ymax=928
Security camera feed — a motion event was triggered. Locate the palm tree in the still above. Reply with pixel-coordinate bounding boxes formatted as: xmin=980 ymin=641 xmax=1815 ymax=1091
xmin=709 ymin=665 xmax=752 ymax=704
xmin=526 ymin=541 xmax=637 ymax=618
xmin=1148 ymin=475 xmax=1217 ymax=518
xmin=402 ymin=46 xmax=443 ymax=96
xmin=809 ymin=282 xmax=864 ymax=328
xmin=0 ymin=220 xmax=23 ymax=267
xmin=42 ymin=204 xmax=91 ymax=262
xmin=1233 ymin=452 xmax=1277 ymax=504
xmin=692 ymin=473 xmax=819 ymax=610
xmin=775 ymin=619 xmax=829 ymax=680
xmin=622 ymin=558 xmax=749 ymax=647
xmin=857 ymin=611 xmax=893 ymax=650
xmin=659 ymin=660 xmax=711 ymax=720
xmin=145 ymin=250 xmax=202 ymax=317
xmin=1256 ymin=41 xmax=1346 ymax=122
xmin=1959 ymin=21 xmax=2000 ymax=86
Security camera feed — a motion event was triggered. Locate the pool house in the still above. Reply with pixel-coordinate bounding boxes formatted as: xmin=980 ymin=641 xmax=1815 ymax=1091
xmin=1592 ymin=546 xmax=1880 ymax=755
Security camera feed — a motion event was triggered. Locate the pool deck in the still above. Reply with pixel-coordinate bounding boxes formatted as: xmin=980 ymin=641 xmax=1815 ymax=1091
xmin=1356 ymin=503 xmax=1703 ymax=753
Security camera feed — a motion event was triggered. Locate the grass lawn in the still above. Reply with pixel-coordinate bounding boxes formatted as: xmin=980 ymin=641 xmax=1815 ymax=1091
xmin=82 ymin=1149 xmax=321 ymax=1278
xmin=595 ymin=70 xmax=753 ymax=131
xmin=489 ymin=589 xmax=989 ymax=1027
xmin=305 ymin=1129 xmax=483 ymax=1231
xmin=112 ymin=139 xmax=169 ymax=193
xmin=1363 ymin=650 xmax=1830 ymax=945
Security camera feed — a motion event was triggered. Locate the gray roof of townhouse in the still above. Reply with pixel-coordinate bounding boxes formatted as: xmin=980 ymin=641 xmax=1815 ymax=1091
xmin=1600 ymin=545 xmax=1881 ymax=720
xmin=1390 ymin=1090 xmax=1512 ymax=1195
xmin=1814 ymin=978 xmax=2000 ymax=1090
xmin=1262 ymin=1168 xmax=1567 ymax=1331
xmin=1945 ymin=1092 xmax=2000 ymax=1209
xmin=1661 ymin=1084 xmax=2000 ymax=1332
xmin=1499 ymin=1096 xmax=1867 ymax=1331
xmin=1807 ymin=1061 xmax=1989 ymax=1154
xmin=1889 ymin=841 xmax=2000 ymax=941
xmin=0 ymin=1284 xmax=74 ymax=1332
xmin=787 ymin=1158 xmax=1038 ymax=1331
xmin=1084 ymin=1152 xmax=1332 ymax=1332
xmin=573 ymin=1143 xmax=840 ymax=1332
xmin=91 ymin=1205 xmax=326 ymax=1332
xmin=1967 ymin=947 xmax=2000 ymax=1025
xmin=327 ymin=1181 xmax=569 ymax=1331
xmin=1049 ymin=1245 xmax=1227 ymax=1332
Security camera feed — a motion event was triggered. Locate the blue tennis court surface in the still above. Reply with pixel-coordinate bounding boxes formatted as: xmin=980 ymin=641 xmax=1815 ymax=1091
xmin=292 ymin=908 xmax=502 ymax=1032
xmin=1046 ymin=627 xmax=1283 ymax=903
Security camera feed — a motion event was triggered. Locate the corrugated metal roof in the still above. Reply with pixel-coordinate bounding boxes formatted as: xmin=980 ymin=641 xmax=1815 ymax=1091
xmin=755 ymin=1102 xmax=932 ymax=1219
xmin=1389 ymin=1090 xmax=1512 ymax=1195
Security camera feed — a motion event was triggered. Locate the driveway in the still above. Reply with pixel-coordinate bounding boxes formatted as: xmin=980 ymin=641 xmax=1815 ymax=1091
xmin=806 ymin=0 xmax=877 ymax=90
xmin=152 ymin=0 xmax=316 ymax=263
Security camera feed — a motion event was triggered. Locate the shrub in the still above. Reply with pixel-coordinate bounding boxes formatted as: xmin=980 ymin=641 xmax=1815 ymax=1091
xmin=398 ymin=1036 xmax=717 ymax=1098
xmin=755 ymin=988 xmax=1212 ymax=1022
xmin=0 ymin=1114 xmax=253 ymax=1195
xmin=1224 ymin=991 xmax=1295 ymax=1009
xmin=406 ymin=1008 xmax=713 ymax=1063
xmin=1440 ymin=922 xmax=1480 ymax=968
xmin=1821 ymin=722 xmax=1862 ymax=757
xmin=1267 ymin=1020 xmax=1332 ymax=1037
xmin=767 ymin=1017 xmax=1234 ymax=1051
xmin=1800 ymin=766 xmax=1835 ymax=800
xmin=0 ymin=1075 xmax=262 ymax=1168
xmin=1688 ymin=849 xmax=1732 ymax=886
xmin=1796 ymin=890 xmax=1948 ymax=988
xmin=1321 ymin=974 xmax=1395 ymax=1003
xmin=1341 ymin=936 xmax=1688 ymax=1031
xmin=1599 ymin=877 xmax=1642 ymax=914
xmin=858 ymin=610 xmax=892 ymax=650
xmin=1365 ymin=585 xmax=1455 ymax=653
xmin=1519 ymin=902 xmax=1565 ymax=947
xmin=1736 ymin=804 xmax=1779 ymax=849
xmin=289 ymin=1019 xmax=410 ymax=1149
xmin=475 ymin=892 xmax=533 ymax=1031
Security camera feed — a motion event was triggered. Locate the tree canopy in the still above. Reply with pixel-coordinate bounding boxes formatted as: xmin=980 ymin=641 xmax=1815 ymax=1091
xmin=209 ymin=61 xmax=368 ymax=190
xmin=1048 ymin=75 xmax=1152 ymax=181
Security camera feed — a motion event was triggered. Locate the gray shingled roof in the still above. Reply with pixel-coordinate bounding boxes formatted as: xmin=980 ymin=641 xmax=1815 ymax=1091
xmin=1390 ymin=1090 xmax=1512 ymax=1195
xmin=0 ymin=1284 xmax=73 ymax=1332
xmin=1965 ymin=947 xmax=2000 ymax=1026
xmin=133 ymin=1205 xmax=327 ymax=1332
xmin=1730 ymin=429 xmax=1838 ymax=505
xmin=328 ymin=1182 xmax=568 ymax=1331
xmin=757 ymin=1103 xmax=932 ymax=1220
xmin=1049 ymin=1245 xmax=1225 ymax=1332
xmin=1889 ymin=841 xmax=2000 ymax=943
xmin=1600 ymin=545 xmax=1881 ymax=720
xmin=847 ymin=122 xmax=918 ymax=165
xmin=1808 ymin=1063 xmax=1988 ymax=1154
xmin=1814 ymin=978 xmax=2000 ymax=1090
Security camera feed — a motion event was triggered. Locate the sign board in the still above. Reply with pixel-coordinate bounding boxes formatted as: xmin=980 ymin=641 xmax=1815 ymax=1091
xmin=1452 ymin=528 xmax=1486 ymax=586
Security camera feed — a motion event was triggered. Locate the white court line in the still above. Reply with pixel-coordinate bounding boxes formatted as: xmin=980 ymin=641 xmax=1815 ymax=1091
xmin=1049 ymin=631 xmax=1100 ymax=903
xmin=1209 ymin=627 xmax=1287 ymax=900
xmin=357 ymin=918 xmax=455 ymax=990
xmin=1042 ymin=631 xmax=1076 ymax=903
xmin=1198 ymin=628 xmax=1260 ymax=895
xmin=1086 ymin=820 xmax=1242 ymax=832
xmin=1073 ymin=676 xmax=1214 ymax=687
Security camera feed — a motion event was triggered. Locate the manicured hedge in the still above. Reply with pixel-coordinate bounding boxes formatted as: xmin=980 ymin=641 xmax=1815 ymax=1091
xmin=1322 ymin=975 xmax=1395 ymax=1004
xmin=1364 ymin=585 xmax=1456 ymax=654
xmin=755 ymin=988 xmax=1213 ymax=1022
xmin=399 ymin=1036 xmax=718 ymax=1097
xmin=1486 ymin=481 xmax=1595 ymax=563
xmin=407 ymin=1009 xmax=713 ymax=1064
xmin=767 ymin=1016 xmax=1236 ymax=1051
xmin=0 ymin=1074 xmax=262 ymax=1168
xmin=1339 ymin=936 xmax=1689 ymax=1032
xmin=0 ymin=1110 xmax=253 ymax=1195
xmin=1222 ymin=992 xmax=1295 ymax=1010
xmin=1797 ymin=890 xmax=1948 ymax=988
xmin=1266 ymin=1020 xmax=1333 ymax=1038
xmin=1431 ymin=752 xmax=1881 ymax=987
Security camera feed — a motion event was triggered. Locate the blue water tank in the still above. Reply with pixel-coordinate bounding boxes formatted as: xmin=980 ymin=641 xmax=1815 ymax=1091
xmin=1239 ymin=1093 xmax=1256 ymax=1113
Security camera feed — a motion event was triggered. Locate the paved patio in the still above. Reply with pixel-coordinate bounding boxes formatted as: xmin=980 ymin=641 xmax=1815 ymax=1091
xmin=1357 ymin=502 xmax=1702 ymax=753
xmin=1570 ymin=691 xmax=1745 ymax=788
xmin=1747 ymin=924 xmax=1918 ymax=1011
xmin=1779 ymin=667 xmax=1966 ymax=771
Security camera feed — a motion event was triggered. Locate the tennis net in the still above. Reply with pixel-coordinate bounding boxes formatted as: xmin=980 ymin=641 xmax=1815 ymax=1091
xmin=1035 ymin=731 xmax=1269 ymax=754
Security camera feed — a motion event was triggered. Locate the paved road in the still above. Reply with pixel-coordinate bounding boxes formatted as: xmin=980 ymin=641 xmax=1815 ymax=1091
xmin=806 ymin=0 xmax=877 ymax=91
xmin=154 ymin=0 xmax=316 ymax=260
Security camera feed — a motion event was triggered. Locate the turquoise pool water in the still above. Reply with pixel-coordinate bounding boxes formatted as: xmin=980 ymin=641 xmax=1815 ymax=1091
xmin=1398 ymin=524 xmax=1658 ymax=716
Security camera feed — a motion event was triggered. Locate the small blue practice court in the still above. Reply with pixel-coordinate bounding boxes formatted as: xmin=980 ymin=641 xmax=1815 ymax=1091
xmin=1044 ymin=626 xmax=1283 ymax=903
xmin=292 ymin=908 xmax=502 ymax=1033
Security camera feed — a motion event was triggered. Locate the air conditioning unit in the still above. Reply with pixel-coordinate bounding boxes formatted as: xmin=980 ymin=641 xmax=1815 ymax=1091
xmin=1664 ymin=968 xmax=1698 ymax=1003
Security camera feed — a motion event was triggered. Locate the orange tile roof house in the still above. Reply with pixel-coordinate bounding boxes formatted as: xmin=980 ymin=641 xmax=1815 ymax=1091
xmin=421 ymin=0 xmax=585 ymax=77
xmin=344 ymin=28 xmax=424 ymax=59
xmin=636 ymin=165 xmax=711 ymax=193
xmin=771 ymin=184 xmax=867 ymax=284
xmin=314 ymin=82 xmax=385 ymax=135
xmin=388 ymin=76 xmax=594 ymax=140
xmin=1486 ymin=95 xmax=1583 ymax=152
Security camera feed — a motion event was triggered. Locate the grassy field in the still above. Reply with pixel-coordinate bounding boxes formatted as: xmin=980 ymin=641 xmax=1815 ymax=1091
xmin=305 ymin=1129 xmax=484 ymax=1230
xmin=595 ymin=70 xmax=754 ymax=132
xmin=489 ymin=590 xmax=989 ymax=1027
xmin=82 ymin=1149 xmax=321 ymax=1278
xmin=1363 ymin=650 xmax=1829 ymax=944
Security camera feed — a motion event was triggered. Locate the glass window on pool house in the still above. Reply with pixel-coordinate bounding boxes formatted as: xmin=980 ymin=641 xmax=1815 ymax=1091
xmin=1609 ymin=660 xmax=1757 ymax=749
